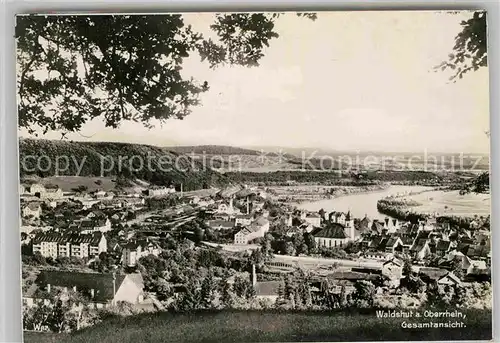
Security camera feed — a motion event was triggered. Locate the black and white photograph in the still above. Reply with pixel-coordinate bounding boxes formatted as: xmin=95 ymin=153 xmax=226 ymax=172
xmin=16 ymin=10 xmax=491 ymax=342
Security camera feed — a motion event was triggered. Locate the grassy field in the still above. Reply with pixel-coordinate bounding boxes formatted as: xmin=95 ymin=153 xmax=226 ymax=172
xmin=405 ymin=190 xmax=490 ymax=216
xmin=21 ymin=176 xmax=119 ymax=192
xmin=24 ymin=309 xmax=492 ymax=343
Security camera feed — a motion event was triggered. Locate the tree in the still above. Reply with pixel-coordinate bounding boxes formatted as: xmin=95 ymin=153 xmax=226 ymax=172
xmin=352 ymin=280 xmax=375 ymax=308
xmin=284 ymin=241 xmax=296 ymax=256
xmin=402 ymin=259 xmax=413 ymax=276
xmin=304 ymin=233 xmax=317 ymax=254
xmin=193 ymin=226 xmax=204 ymax=243
xmin=16 ymin=13 xmax=316 ymax=135
xmin=437 ymin=11 xmax=490 ymax=190
xmin=436 ymin=11 xmax=487 ymax=82
xmin=199 ymin=270 xmax=219 ymax=309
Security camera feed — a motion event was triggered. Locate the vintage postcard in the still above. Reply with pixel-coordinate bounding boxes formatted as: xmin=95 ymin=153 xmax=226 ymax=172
xmin=16 ymin=11 xmax=491 ymax=342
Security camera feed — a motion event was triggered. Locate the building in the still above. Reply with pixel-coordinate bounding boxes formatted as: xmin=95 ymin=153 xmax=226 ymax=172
xmin=216 ymin=198 xmax=239 ymax=215
xmin=79 ymin=218 xmax=112 ymax=234
xmin=28 ymin=184 xmax=64 ymax=200
xmin=22 ymin=202 xmax=42 ymax=219
xmin=234 ymin=216 xmax=270 ymax=244
xmin=437 ymin=272 xmax=462 ymax=286
xmin=252 ymin=264 xmax=280 ymax=303
xmin=356 ymin=215 xmax=373 ymax=234
xmin=147 ymin=186 xmax=176 ymax=197
xmin=312 ymin=217 xmax=356 ymax=248
xmin=235 ymin=214 xmax=252 ymax=226
xmin=384 ymin=236 xmax=404 ymax=254
xmin=32 ymin=232 xmax=107 ymax=259
xmin=304 ymin=213 xmax=321 ymax=227
xmin=23 ymin=271 xmax=144 ymax=309
xmin=122 ymin=240 xmax=161 ymax=267
xmin=382 ymin=258 xmax=404 ymax=286
xmin=329 ymin=211 xmax=348 ymax=225
xmin=206 ymin=219 xmax=235 ymax=231
xmin=411 ymin=239 xmax=431 ymax=260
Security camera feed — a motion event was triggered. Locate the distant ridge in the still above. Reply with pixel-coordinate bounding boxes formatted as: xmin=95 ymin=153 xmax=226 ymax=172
xmin=165 ymin=145 xmax=265 ymax=156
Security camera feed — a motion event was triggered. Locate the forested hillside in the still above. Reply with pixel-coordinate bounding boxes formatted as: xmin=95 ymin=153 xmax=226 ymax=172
xmin=19 ymin=139 xmax=229 ymax=191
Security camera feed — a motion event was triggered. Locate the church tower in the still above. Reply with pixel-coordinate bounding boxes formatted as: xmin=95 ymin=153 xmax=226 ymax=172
xmin=345 ymin=210 xmax=355 ymax=240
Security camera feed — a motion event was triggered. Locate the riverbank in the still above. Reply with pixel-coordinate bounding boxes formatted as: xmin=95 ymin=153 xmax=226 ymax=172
xmin=271 ymin=184 xmax=389 ymax=204
xmin=295 ymin=185 xmax=434 ymax=220
xmin=377 ymin=189 xmax=490 ymax=224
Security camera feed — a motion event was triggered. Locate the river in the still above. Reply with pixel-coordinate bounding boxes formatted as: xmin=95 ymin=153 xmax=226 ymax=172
xmin=296 ymin=185 xmax=433 ymax=220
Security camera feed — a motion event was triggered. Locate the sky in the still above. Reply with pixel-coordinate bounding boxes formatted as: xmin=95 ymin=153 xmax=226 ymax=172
xmin=19 ymin=11 xmax=491 ymax=153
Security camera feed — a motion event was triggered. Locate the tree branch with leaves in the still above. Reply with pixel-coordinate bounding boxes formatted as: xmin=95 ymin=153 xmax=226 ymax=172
xmin=16 ymin=13 xmax=316 ymax=136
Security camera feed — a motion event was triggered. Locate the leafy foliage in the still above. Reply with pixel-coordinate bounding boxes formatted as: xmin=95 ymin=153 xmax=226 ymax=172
xmin=436 ymin=11 xmax=487 ymax=81
xmin=16 ymin=13 xmax=315 ymax=134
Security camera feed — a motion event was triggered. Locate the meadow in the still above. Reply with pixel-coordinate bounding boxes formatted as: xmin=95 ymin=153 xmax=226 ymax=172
xmin=24 ymin=309 xmax=492 ymax=343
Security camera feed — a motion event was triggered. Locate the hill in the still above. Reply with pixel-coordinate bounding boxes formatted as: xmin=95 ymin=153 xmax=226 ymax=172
xmin=19 ymin=139 xmax=229 ymax=191
xmin=24 ymin=309 xmax=492 ymax=343
xmin=163 ymin=145 xmax=301 ymax=172
xmin=166 ymin=145 xmax=267 ymax=156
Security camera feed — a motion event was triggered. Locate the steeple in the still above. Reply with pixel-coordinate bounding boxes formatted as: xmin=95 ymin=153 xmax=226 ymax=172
xmin=346 ymin=210 xmax=351 ymax=221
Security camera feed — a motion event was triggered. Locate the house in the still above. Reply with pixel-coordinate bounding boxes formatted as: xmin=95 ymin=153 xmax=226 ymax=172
xmin=32 ymin=231 xmax=107 ymax=259
xmin=24 ymin=271 xmax=144 ymax=309
xmin=329 ymin=211 xmax=352 ymax=226
xmin=250 ymin=216 xmax=270 ymax=234
xmin=206 ymin=219 xmax=235 ymax=231
xmin=234 ymin=228 xmax=253 ymax=244
xmin=384 ymin=218 xmax=400 ymax=233
xmin=410 ymin=239 xmax=431 ymax=260
xmin=304 ymin=213 xmax=321 ymax=227
xmin=235 ymin=214 xmax=252 ymax=226
xmin=364 ymin=251 xmax=393 ymax=261
xmin=467 ymin=259 xmax=488 ymax=274
xmin=22 ymin=202 xmax=42 ymax=219
xmin=356 ymin=215 xmax=372 ymax=234
xmin=216 ymin=198 xmax=239 ymax=215
xmin=434 ymin=240 xmax=452 ymax=257
xmin=251 ymin=264 xmax=279 ymax=303
xmin=418 ymin=267 xmax=449 ymax=284
xmin=382 ymin=258 xmax=404 ymax=286
xmin=370 ymin=220 xmax=387 ymax=235
xmin=42 ymin=185 xmax=64 ymax=200
xmin=437 ymin=272 xmax=462 ymax=286
xmin=384 ymin=236 xmax=403 ymax=254
xmin=27 ymin=183 xmax=46 ymax=197
xmin=466 ymin=244 xmax=490 ymax=260
xmin=122 ymin=240 xmax=161 ymax=267
xmin=79 ymin=218 xmax=112 ymax=234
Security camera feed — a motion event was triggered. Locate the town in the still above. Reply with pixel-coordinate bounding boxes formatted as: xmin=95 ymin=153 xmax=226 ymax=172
xmin=20 ymin=178 xmax=491 ymax=333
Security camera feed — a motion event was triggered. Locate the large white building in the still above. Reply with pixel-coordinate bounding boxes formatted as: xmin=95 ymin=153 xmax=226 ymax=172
xmin=32 ymin=232 xmax=107 ymax=259
xmin=147 ymin=186 xmax=176 ymax=197
xmin=234 ymin=216 xmax=270 ymax=244
xmin=304 ymin=213 xmax=321 ymax=227
xmin=24 ymin=184 xmax=64 ymax=200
